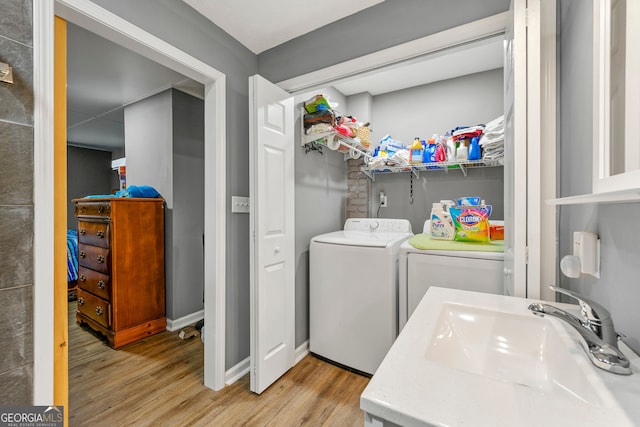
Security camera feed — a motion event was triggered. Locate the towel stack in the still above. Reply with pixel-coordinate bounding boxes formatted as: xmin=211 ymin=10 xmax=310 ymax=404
xmin=479 ymin=115 xmax=505 ymax=162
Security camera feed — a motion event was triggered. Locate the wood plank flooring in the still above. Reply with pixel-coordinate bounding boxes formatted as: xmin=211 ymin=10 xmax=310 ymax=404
xmin=68 ymin=302 xmax=370 ymax=426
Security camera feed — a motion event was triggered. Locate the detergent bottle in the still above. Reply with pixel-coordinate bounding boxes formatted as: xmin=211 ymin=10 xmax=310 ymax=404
xmin=430 ymin=202 xmax=455 ymax=240
xmin=424 ymin=136 xmax=437 ymax=163
xmin=456 ymin=137 xmax=469 ymax=161
xmin=445 ymin=135 xmax=456 ymax=162
xmin=469 ymin=136 xmax=481 ymax=160
xmin=435 ymin=139 xmax=447 ymax=162
xmin=409 ymin=137 xmax=424 ymax=164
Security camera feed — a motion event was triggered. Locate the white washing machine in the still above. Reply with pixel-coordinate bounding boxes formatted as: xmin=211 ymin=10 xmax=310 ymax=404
xmin=309 ymin=218 xmax=413 ymax=375
xmin=398 ymin=220 xmax=505 ymax=331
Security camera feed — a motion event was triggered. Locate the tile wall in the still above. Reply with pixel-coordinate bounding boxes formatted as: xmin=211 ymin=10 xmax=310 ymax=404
xmin=0 ymin=0 xmax=34 ymax=404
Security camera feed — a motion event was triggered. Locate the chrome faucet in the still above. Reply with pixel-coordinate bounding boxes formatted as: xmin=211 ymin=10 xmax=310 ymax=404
xmin=528 ymin=285 xmax=631 ymax=375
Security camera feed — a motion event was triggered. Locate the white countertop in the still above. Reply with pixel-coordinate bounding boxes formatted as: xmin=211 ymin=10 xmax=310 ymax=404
xmin=360 ymin=287 xmax=640 ymax=427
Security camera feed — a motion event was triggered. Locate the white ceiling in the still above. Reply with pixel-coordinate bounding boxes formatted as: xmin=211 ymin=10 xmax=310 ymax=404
xmin=66 ymin=23 xmax=203 ymax=150
xmin=66 ymin=10 xmax=503 ymax=151
xmin=333 ymin=36 xmax=504 ymax=96
xmin=182 ymin=0 xmax=385 ymax=54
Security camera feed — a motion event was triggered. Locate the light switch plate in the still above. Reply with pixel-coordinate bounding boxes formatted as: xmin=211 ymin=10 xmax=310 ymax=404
xmin=232 ymin=196 xmax=250 ymax=213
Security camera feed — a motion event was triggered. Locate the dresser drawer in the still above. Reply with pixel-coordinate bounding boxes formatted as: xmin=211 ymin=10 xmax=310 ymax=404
xmin=75 ymin=201 xmax=111 ymax=218
xmin=77 ymin=266 xmax=111 ymax=300
xmin=78 ymin=220 xmax=110 ymax=248
xmin=77 ymin=290 xmax=112 ymax=328
xmin=78 ymin=243 xmax=110 ymax=274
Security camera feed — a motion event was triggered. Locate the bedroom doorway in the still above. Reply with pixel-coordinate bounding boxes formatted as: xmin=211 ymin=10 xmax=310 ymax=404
xmin=33 ymin=0 xmax=228 ymax=410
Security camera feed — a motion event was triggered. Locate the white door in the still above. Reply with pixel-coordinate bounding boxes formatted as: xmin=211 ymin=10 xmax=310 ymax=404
xmin=249 ymin=74 xmax=295 ymax=394
xmin=504 ymin=0 xmax=555 ymax=299
xmin=503 ymin=0 xmax=528 ymax=297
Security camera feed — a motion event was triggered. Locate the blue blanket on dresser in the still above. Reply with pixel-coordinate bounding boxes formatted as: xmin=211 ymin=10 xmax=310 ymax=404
xmin=67 ymin=229 xmax=78 ymax=282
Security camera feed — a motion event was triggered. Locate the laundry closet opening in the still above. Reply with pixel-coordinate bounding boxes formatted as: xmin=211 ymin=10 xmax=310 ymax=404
xmin=291 ymin=33 xmax=507 ymax=350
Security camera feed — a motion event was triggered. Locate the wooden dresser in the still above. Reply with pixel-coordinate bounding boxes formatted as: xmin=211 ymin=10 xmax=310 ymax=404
xmin=73 ymin=197 xmax=166 ymax=348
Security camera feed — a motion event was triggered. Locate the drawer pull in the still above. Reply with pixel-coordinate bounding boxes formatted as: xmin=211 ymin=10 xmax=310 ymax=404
xmin=97 ymin=230 xmax=105 ymax=238
xmin=79 ymin=228 xmax=86 ymax=235
xmin=97 ymin=255 xmax=105 ymax=264
xmin=79 ymin=274 xmax=86 ymax=282
xmin=98 ymin=205 xmax=105 ymax=214
xmin=97 ymin=280 xmax=106 ymax=289
xmin=95 ymin=306 xmax=103 ymax=316
xmin=78 ymin=297 xmax=85 ymax=306
xmin=79 ymin=250 xmax=86 ymax=258
xmin=80 ymin=206 xmax=85 ymax=213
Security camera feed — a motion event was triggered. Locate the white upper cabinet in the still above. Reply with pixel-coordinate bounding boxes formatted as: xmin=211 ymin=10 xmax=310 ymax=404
xmin=549 ymin=0 xmax=640 ymax=205
xmin=592 ymin=0 xmax=640 ymax=197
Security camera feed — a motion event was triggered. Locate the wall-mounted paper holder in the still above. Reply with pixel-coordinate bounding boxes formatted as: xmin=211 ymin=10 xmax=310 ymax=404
xmin=0 ymin=62 xmax=14 ymax=84
xmin=560 ymin=231 xmax=600 ymax=279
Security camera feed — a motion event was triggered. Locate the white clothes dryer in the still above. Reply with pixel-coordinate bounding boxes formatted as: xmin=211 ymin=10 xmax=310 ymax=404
xmin=310 ymin=218 xmax=413 ymax=375
xmin=398 ymin=220 xmax=505 ymax=331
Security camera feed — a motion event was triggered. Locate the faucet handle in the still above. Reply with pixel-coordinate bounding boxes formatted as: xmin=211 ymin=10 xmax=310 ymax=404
xmin=547 ymin=285 xmax=611 ymax=324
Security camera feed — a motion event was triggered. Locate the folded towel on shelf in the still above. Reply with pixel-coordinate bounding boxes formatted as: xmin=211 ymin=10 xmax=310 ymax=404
xmin=452 ymin=125 xmax=484 ymax=140
xmin=484 ymin=115 xmax=504 ymax=130
xmin=479 ymin=115 xmax=505 ymax=161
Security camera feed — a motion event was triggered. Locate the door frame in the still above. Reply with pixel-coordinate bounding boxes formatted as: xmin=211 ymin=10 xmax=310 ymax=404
xmin=33 ymin=0 xmax=227 ymax=404
xmin=277 ymin=9 xmax=555 ymax=300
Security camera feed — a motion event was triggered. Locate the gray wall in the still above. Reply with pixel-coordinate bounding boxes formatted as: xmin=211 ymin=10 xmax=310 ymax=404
xmin=66 ymin=146 xmax=115 ymax=229
xmin=559 ymin=0 xmax=640 ymax=354
xmin=370 ymin=69 xmax=504 ymax=146
xmin=124 ymin=89 xmax=204 ymax=321
xmin=370 ymin=69 xmax=505 ymax=231
xmin=0 ymin=0 xmax=33 ymax=404
xmin=125 ymin=91 xmax=173 ymax=204
xmin=373 ymin=168 xmax=505 ymax=232
xmin=258 ymin=0 xmax=511 ymax=83
xmin=172 ymin=89 xmax=205 ymax=318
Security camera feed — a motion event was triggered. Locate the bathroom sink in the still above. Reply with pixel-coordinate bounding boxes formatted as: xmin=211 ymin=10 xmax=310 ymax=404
xmin=361 ymin=287 xmax=640 ymax=427
xmin=425 ymin=302 xmax=606 ymax=405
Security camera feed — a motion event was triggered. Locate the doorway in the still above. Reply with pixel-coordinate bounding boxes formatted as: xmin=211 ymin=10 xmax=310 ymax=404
xmin=249 ymin=5 xmax=556 ymax=392
xmin=65 ymin=16 xmax=207 ymax=404
xmin=33 ymin=0 xmax=227 ymax=407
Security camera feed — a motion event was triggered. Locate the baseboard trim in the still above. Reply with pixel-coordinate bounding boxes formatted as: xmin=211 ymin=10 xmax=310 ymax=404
xmin=225 ymin=357 xmax=250 ymax=385
xmin=295 ymin=340 xmax=309 ymax=364
xmin=166 ymin=310 xmax=204 ymax=332
xmin=223 ymin=340 xmax=311 ymax=386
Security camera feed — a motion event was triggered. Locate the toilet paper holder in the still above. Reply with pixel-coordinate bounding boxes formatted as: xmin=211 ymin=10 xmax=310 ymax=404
xmin=560 ymin=231 xmax=600 ymax=279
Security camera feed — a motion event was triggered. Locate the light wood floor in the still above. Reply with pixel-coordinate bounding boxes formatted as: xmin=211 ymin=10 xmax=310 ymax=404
xmin=68 ymin=301 xmax=370 ymax=426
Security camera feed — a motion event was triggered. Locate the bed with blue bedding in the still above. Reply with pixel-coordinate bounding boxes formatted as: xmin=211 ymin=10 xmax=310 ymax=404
xmin=67 ymin=229 xmax=78 ymax=300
